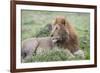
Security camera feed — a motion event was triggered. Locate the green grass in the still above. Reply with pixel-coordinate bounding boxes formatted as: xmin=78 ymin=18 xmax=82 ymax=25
xmin=25 ymin=48 xmax=84 ymax=63
xmin=21 ymin=10 xmax=90 ymax=62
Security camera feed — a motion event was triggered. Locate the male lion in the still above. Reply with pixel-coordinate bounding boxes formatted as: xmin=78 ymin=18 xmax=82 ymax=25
xmin=50 ymin=16 xmax=85 ymax=59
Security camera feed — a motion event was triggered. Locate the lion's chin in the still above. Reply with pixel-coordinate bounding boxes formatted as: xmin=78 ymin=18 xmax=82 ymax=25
xmin=52 ymin=39 xmax=58 ymax=43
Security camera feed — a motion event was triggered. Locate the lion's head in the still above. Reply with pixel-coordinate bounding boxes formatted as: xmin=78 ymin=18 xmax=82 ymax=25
xmin=50 ymin=16 xmax=80 ymax=53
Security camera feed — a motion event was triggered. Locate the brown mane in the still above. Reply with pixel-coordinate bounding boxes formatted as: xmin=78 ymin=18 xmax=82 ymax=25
xmin=51 ymin=16 xmax=80 ymax=53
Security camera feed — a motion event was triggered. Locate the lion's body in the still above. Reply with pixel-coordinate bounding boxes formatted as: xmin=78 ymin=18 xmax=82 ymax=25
xmin=21 ymin=37 xmax=56 ymax=62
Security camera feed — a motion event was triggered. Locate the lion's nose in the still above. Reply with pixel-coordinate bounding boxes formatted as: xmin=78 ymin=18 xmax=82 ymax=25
xmin=50 ymin=33 xmax=53 ymax=37
xmin=51 ymin=34 xmax=53 ymax=37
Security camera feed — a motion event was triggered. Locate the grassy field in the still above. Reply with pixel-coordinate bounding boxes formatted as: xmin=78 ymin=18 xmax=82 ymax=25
xmin=21 ymin=10 xmax=90 ymax=62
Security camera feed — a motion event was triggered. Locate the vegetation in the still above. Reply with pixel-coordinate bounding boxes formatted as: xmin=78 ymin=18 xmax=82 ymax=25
xmin=21 ymin=10 xmax=90 ymax=62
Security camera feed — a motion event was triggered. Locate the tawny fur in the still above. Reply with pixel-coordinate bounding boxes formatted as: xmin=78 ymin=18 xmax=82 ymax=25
xmin=21 ymin=37 xmax=57 ymax=62
xmin=50 ymin=16 xmax=85 ymax=58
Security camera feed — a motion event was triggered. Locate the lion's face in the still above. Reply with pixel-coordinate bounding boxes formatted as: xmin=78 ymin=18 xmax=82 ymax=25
xmin=50 ymin=23 xmax=68 ymax=43
xmin=50 ymin=16 xmax=70 ymax=43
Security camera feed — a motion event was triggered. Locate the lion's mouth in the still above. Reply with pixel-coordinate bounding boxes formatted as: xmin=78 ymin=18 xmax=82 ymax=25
xmin=52 ymin=39 xmax=58 ymax=43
